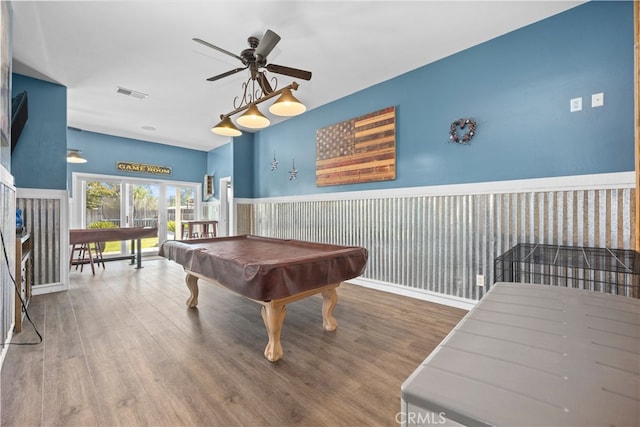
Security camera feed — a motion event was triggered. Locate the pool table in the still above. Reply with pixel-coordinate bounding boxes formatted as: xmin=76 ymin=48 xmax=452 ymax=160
xmin=159 ymin=235 xmax=368 ymax=361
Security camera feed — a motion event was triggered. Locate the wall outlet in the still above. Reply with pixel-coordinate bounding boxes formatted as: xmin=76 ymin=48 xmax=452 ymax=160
xmin=592 ymin=92 xmax=604 ymax=108
xmin=476 ymin=274 xmax=485 ymax=287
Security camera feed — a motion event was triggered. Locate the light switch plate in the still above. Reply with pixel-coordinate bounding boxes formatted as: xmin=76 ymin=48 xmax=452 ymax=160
xmin=570 ymin=97 xmax=582 ymax=112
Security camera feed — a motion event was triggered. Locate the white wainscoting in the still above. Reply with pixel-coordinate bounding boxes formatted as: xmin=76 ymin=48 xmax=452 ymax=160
xmin=0 ymin=166 xmax=15 ymax=369
xmin=17 ymin=188 xmax=69 ymax=295
xmin=236 ymin=172 xmax=635 ymax=309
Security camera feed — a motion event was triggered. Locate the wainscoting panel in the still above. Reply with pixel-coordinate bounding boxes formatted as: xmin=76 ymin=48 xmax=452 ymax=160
xmin=16 ymin=189 xmax=69 ymax=294
xmin=235 ymin=203 xmax=253 ymax=236
xmin=243 ymin=175 xmax=635 ymax=301
xmin=0 ymin=179 xmax=16 ymax=362
xmin=17 ymin=197 xmax=61 ymax=285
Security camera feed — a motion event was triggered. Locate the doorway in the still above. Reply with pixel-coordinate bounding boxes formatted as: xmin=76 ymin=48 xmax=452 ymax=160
xmin=218 ymin=177 xmax=233 ymax=237
xmin=165 ymin=184 xmax=198 ymax=239
xmin=72 ymin=173 xmax=201 ymax=256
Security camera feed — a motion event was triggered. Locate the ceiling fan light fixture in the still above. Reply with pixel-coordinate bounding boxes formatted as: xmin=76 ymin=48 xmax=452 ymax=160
xmin=211 ymin=116 xmax=242 ymax=137
xmin=268 ymin=88 xmax=306 ymax=117
xmin=66 ymin=149 xmax=87 ymax=164
xmin=236 ymin=104 xmax=270 ymax=129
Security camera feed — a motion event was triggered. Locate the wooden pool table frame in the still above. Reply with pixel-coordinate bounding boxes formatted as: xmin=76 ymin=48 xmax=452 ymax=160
xmin=183 ymin=269 xmax=340 ymax=362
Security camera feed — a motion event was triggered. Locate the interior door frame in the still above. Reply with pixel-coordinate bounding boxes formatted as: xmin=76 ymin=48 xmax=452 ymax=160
xmin=218 ymin=176 xmax=234 ymax=236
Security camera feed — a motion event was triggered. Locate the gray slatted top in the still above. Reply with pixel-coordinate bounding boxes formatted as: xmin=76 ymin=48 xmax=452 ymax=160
xmin=401 ymin=282 xmax=640 ymax=427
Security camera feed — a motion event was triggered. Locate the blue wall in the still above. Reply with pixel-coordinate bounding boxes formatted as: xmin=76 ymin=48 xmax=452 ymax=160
xmin=220 ymin=1 xmax=632 ymax=198
xmin=206 ymin=134 xmax=255 ymax=199
xmin=232 ymin=133 xmax=255 ymax=198
xmin=206 ymin=141 xmax=232 ymax=199
xmin=16 ymin=1 xmax=632 ymax=199
xmin=11 ymin=73 xmax=67 ymax=189
xmin=67 ymin=129 xmax=207 ymax=196
xmin=12 ymin=74 xmax=209 ymax=195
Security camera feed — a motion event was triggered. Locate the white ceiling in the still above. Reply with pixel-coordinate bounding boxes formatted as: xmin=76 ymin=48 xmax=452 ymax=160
xmin=11 ymin=1 xmax=583 ymax=152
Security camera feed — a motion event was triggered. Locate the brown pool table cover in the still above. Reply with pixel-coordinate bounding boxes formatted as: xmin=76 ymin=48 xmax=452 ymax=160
xmin=159 ymin=235 xmax=368 ymax=301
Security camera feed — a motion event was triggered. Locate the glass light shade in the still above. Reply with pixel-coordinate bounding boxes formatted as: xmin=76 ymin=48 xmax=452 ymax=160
xmin=66 ymin=151 xmax=87 ymax=163
xmin=268 ymin=89 xmax=306 ymax=116
xmin=211 ymin=116 xmax=242 ymax=137
xmin=236 ymin=104 xmax=270 ymax=129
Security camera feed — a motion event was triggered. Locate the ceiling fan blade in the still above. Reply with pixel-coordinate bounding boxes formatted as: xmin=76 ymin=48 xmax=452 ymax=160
xmin=257 ymin=73 xmax=273 ymax=94
xmin=266 ymin=64 xmax=312 ymax=81
xmin=193 ymin=37 xmax=244 ymax=62
xmin=255 ymin=30 xmax=281 ymax=61
xmin=206 ymin=66 xmax=248 ymax=82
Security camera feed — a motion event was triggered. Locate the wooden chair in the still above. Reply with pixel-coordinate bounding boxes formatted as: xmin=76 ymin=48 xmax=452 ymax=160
xmin=69 ymin=241 xmax=105 ymax=275
xmin=91 ymin=242 xmax=106 ymax=270
xmin=69 ymin=243 xmax=95 ymax=274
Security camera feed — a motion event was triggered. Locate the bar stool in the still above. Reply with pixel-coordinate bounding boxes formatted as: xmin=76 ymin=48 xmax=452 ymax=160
xmin=206 ymin=221 xmax=218 ymax=237
xmin=181 ymin=222 xmax=197 ymax=239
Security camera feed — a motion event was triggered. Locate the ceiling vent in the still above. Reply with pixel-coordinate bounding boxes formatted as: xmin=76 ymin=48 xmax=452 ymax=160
xmin=116 ymin=86 xmax=148 ymax=99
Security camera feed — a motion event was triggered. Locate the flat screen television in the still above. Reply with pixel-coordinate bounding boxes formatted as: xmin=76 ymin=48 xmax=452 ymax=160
xmin=11 ymin=91 xmax=28 ymax=153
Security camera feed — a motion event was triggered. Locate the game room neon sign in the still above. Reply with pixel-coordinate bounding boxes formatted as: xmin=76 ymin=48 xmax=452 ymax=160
xmin=116 ymin=161 xmax=172 ymax=175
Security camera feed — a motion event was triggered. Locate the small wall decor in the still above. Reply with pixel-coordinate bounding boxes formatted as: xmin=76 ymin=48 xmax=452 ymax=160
xmin=203 ymin=174 xmax=214 ymax=199
xmin=449 ymin=118 xmax=477 ymax=144
xmin=271 ymin=152 xmax=279 ymax=171
xmin=289 ymin=159 xmax=298 ymax=181
xmin=116 ymin=161 xmax=172 ymax=175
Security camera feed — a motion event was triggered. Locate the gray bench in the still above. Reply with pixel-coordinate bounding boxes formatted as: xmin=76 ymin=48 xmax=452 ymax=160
xmin=401 ymin=282 xmax=640 ymax=426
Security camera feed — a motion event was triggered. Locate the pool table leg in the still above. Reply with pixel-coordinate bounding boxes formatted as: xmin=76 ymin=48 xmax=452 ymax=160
xmin=185 ymin=273 xmax=199 ymax=308
xmin=321 ymin=288 xmax=339 ymax=331
xmin=261 ymin=304 xmax=287 ymax=362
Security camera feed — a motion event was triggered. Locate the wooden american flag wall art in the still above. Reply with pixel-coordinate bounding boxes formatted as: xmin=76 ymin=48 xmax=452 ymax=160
xmin=315 ymin=106 xmax=396 ymax=186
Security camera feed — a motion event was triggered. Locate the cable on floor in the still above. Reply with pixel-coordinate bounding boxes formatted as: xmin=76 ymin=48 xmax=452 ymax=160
xmin=0 ymin=228 xmax=43 ymax=345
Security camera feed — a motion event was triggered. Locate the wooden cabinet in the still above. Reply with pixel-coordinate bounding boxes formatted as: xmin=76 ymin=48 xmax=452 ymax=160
xmin=15 ymin=233 xmax=32 ymax=333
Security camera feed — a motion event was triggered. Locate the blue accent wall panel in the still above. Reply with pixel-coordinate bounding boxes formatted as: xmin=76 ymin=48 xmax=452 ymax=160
xmin=252 ymin=1 xmax=633 ymax=198
xmin=206 ymin=141 xmax=232 ymax=200
xmin=11 ymin=73 xmax=67 ymax=190
xmin=232 ymin=133 xmax=254 ymax=198
xmin=67 ymin=129 xmax=207 ymax=195
xmin=206 ymin=135 xmax=254 ymax=199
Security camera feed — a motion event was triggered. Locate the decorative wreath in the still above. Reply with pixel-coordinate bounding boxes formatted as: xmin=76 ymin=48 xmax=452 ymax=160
xmin=449 ymin=118 xmax=477 ymax=144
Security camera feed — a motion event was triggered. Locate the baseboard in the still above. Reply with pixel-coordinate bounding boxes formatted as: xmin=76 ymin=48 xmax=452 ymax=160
xmin=31 ymin=282 xmax=67 ymax=296
xmin=346 ymin=277 xmax=476 ymax=311
xmin=0 ymin=325 xmax=15 ymax=371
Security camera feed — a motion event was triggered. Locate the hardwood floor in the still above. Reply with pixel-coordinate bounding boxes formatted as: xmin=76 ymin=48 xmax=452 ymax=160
xmin=1 ymin=258 xmax=466 ymax=426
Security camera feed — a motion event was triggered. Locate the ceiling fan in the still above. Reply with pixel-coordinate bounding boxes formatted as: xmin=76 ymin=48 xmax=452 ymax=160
xmin=193 ymin=30 xmax=312 ymax=94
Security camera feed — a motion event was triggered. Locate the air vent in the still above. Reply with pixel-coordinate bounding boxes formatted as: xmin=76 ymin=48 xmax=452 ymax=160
xmin=116 ymin=86 xmax=148 ymax=99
